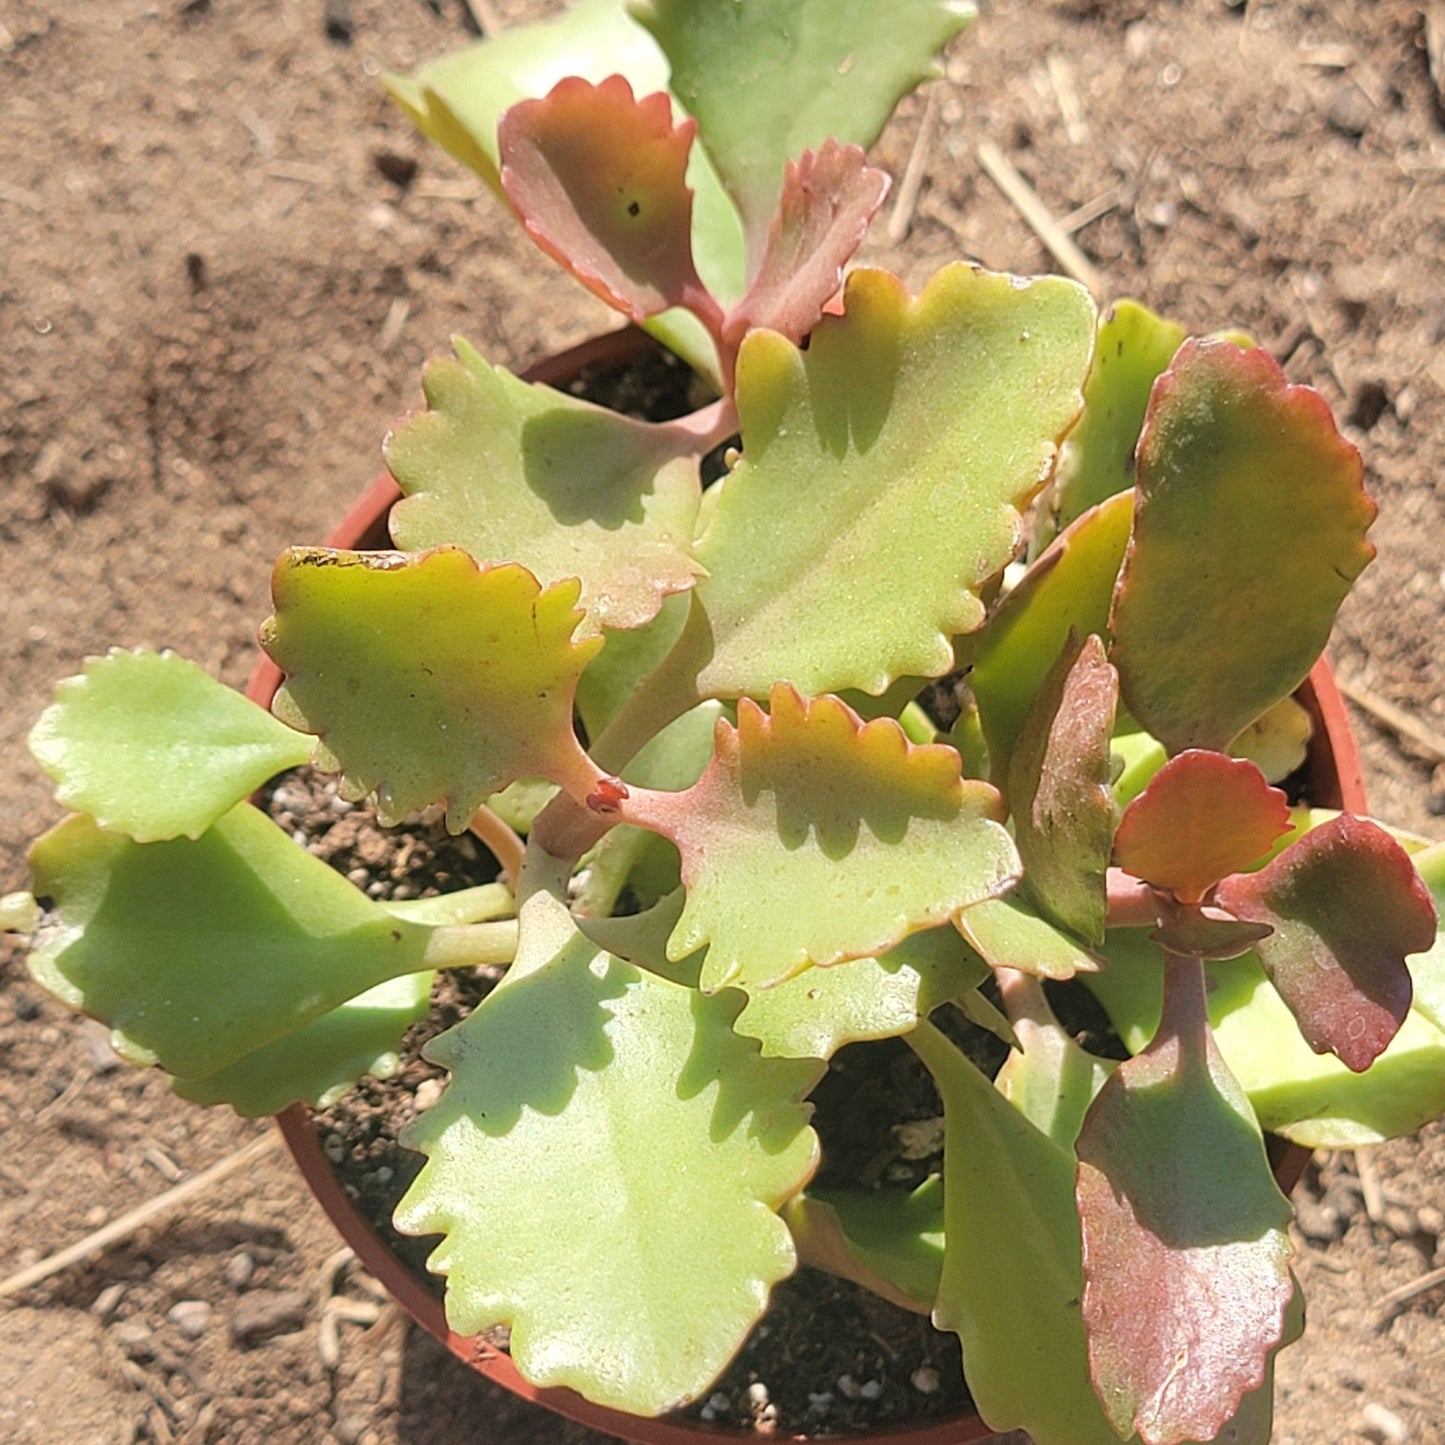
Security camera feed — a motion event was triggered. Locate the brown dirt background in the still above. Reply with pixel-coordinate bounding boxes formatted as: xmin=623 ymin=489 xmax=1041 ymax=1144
xmin=2 ymin=1 xmax=1444 ymax=1441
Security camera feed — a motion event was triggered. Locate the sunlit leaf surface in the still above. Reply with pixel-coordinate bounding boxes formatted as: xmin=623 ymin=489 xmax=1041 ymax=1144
xmin=1113 ymin=751 xmax=1292 ymax=904
xmin=28 ymin=649 xmax=311 ymax=842
xmin=263 ymin=549 xmax=602 ymax=830
xmin=622 ymin=686 xmax=1017 ymax=991
xmin=1111 ymin=340 xmax=1375 ymax=753
xmin=500 ymin=75 xmax=709 ymax=323
xmin=1216 ymin=814 xmax=1437 ymax=1071
xmin=681 ymin=265 xmax=1095 ymax=699
xmin=386 ymin=340 xmax=703 ymax=633
xmin=26 ymin=804 xmax=439 ymax=1079
xmin=394 ymin=892 xmax=819 ymax=1416
xmin=1075 ymin=962 xmax=1295 ymax=1445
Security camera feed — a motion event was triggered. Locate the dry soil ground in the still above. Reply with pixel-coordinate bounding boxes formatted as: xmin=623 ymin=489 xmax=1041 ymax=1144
xmin=2 ymin=2 xmax=1444 ymax=1442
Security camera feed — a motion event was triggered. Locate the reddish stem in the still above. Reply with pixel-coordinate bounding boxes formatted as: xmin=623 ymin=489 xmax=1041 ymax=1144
xmin=1105 ymin=868 xmax=1162 ymax=929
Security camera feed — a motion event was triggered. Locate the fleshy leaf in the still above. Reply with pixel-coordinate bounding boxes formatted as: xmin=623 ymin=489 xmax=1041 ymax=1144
xmin=972 ymin=489 xmax=1134 ymax=788
xmin=723 ymin=141 xmax=890 ymax=348
xmin=25 ymin=804 xmax=444 ymax=1079
xmin=621 ymin=685 xmax=1017 ymax=992
xmin=1045 ymin=299 xmax=1185 ymax=540
xmin=1215 ymin=814 xmax=1437 ymax=1071
xmin=784 ymin=1177 xmax=945 ymax=1315
xmin=913 ymin=1022 xmax=1129 ymax=1445
xmin=1084 ymin=931 xmax=1445 ymax=1149
xmin=679 ymin=264 xmax=1095 ymax=699
xmin=1008 ymin=633 xmax=1118 ymax=943
xmin=1110 ymin=340 xmax=1376 ymax=754
xmin=633 ymin=0 xmax=973 ymax=253
xmin=499 ymin=76 xmax=711 ymax=325
xmin=1114 ymin=751 xmax=1292 ymax=904
xmin=1408 ymin=841 xmax=1445 ymax=1036
xmin=393 ymin=892 xmax=819 ymax=1416
xmin=386 ymin=340 xmax=703 ymax=634
xmin=1075 ymin=960 xmax=1295 ymax=1445
xmin=733 ymin=923 xmax=987 ymax=1059
xmin=261 ymin=549 xmax=603 ymax=831
xmin=27 ymin=649 xmax=312 ymax=842
xmin=382 ymin=0 xmax=745 ymax=374
xmin=1148 ymin=902 xmax=1272 ymax=962
xmin=955 ymin=893 xmax=1102 ymax=980
xmin=174 ymin=970 xmax=434 ymax=1117
xmin=1228 ymin=695 xmax=1313 ymax=784
xmin=993 ymin=974 xmax=1115 ymax=1150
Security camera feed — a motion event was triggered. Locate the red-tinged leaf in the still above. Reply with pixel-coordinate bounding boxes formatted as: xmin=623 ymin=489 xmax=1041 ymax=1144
xmin=618 ymin=685 xmax=1018 ymax=992
xmin=1149 ymin=902 xmax=1272 ymax=961
xmin=1110 ymin=340 xmax=1375 ymax=754
xmin=722 ymin=142 xmax=890 ymax=350
xmin=1114 ymin=751 xmax=1292 ymax=904
xmin=1008 ymin=632 xmax=1119 ymax=945
xmin=499 ymin=75 xmax=712 ymax=326
xmin=1076 ymin=957 xmax=1295 ymax=1445
xmin=1215 ymin=815 xmax=1438 ymax=1072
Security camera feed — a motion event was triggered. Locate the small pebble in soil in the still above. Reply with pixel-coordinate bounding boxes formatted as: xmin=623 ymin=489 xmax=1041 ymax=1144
xmin=698 ymin=1392 xmax=732 ymax=1423
xmin=1360 ymin=1400 xmax=1410 ymax=1444
xmin=859 ymin=1379 xmax=882 ymax=1401
xmin=231 ymin=1288 xmax=308 ymax=1345
xmin=90 ymin=1282 xmax=125 ymax=1319
xmin=113 ymin=1319 xmax=153 ymax=1352
xmin=413 ymin=1077 xmax=445 ymax=1112
xmin=911 ymin=1365 xmax=941 ymax=1394
xmin=225 ymin=1251 xmax=255 ymax=1289
xmin=167 ymin=1299 xmax=212 ymax=1340
xmin=837 ymin=1374 xmax=860 ymax=1399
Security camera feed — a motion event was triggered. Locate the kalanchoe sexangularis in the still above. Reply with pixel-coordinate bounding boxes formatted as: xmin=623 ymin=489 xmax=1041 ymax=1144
xmin=6 ymin=3 xmax=1443 ymax=1443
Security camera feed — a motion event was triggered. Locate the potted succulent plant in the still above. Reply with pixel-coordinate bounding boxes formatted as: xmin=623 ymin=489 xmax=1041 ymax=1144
xmin=7 ymin=2 xmax=1445 ymax=1443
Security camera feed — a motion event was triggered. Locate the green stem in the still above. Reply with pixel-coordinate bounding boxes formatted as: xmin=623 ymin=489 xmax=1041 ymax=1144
xmin=381 ymin=882 xmax=515 ymax=927
xmin=420 ymin=918 xmax=520 ymax=971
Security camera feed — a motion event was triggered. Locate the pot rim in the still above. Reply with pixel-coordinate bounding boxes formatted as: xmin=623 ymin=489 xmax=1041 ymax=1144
xmin=248 ymin=324 xmax=1362 ymax=1445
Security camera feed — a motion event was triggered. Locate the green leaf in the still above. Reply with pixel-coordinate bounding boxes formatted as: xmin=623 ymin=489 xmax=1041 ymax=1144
xmin=174 ymin=970 xmax=435 ymax=1117
xmin=393 ymin=892 xmax=819 ymax=1416
xmin=733 ymin=923 xmax=987 ymax=1059
xmin=1113 ymin=751 xmax=1292 ymax=904
xmin=1075 ymin=959 xmax=1295 ymax=1445
xmin=994 ymin=974 xmax=1114 ymax=1150
xmin=784 ymin=1177 xmax=944 ymax=1314
xmin=632 ymin=0 xmax=974 ymax=252
xmin=574 ymin=590 xmax=693 ymax=740
xmin=1228 ymin=694 xmax=1313 ymax=784
xmin=1408 ymin=841 xmax=1445 ymax=1036
xmin=498 ymin=76 xmax=712 ymax=325
xmin=25 ymin=804 xmax=444 ymax=1079
xmin=1083 ymin=931 xmax=1445 ymax=1149
xmin=1045 ymin=299 xmax=1185 ymax=540
xmin=27 ymin=649 xmax=312 ymax=842
xmin=955 ymin=893 xmax=1102 ymax=980
xmin=262 ymin=549 xmax=603 ymax=831
xmin=912 ymin=1022 xmax=1130 ymax=1445
xmin=1008 ymin=632 xmax=1118 ymax=943
xmin=386 ymin=340 xmax=703 ymax=634
xmin=622 ymin=686 xmax=1018 ymax=991
xmin=680 ymin=264 xmax=1095 ymax=699
xmin=1110 ymin=340 xmax=1376 ymax=754
xmin=382 ymin=0 xmax=744 ymax=373
xmin=1215 ymin=815 xmax=1437 ymax=1072
xmin=972 ymin=489 xmax=1134 ymax=788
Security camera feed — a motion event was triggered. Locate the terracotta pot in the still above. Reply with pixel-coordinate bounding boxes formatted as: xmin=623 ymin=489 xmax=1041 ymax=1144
xmin=247 ymin=327 xmax=1363 ymax=1445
